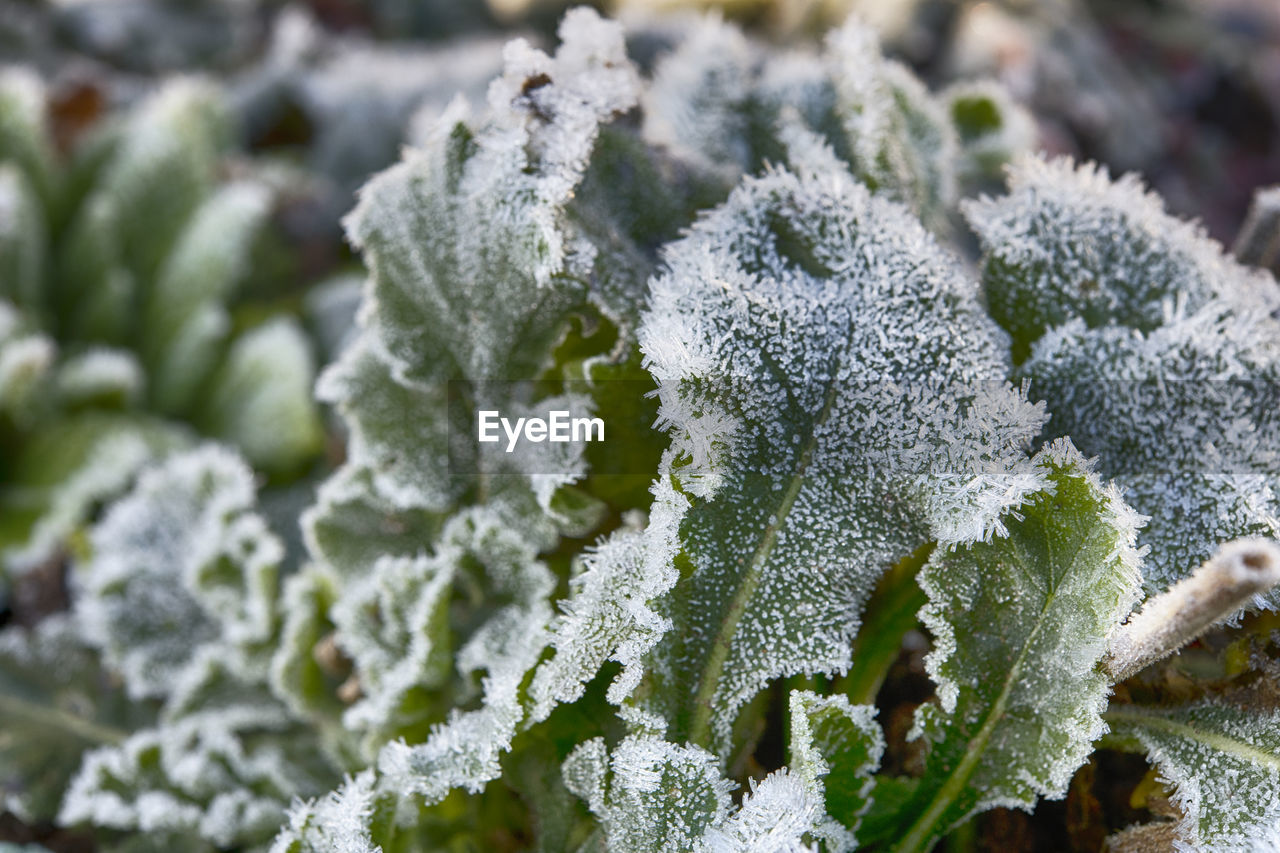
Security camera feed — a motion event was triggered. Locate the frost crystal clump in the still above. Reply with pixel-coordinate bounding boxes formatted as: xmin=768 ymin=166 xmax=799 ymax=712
xmin=5 ymin=6 xmax=1280 ymax=853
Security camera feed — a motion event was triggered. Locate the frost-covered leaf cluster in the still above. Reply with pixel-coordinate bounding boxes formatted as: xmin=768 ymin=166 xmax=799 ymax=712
xmin=967 ymin=156 xmax=1280 ymax=595
xmin=0 ymin=69 xmax=324 ymax=605
xmin=5 ymin=5 xmax=1280 ymax=852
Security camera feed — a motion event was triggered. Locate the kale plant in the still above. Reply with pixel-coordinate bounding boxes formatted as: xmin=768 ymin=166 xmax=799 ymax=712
xmin=3 ymin=7 xmax=1279 ymax=852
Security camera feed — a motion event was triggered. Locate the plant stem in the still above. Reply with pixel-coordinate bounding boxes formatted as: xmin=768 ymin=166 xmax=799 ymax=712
xmin=841 ymin=543 xmax=932 ymax=706
xmin=1104 ymin=538 xmax=1280 ymax=683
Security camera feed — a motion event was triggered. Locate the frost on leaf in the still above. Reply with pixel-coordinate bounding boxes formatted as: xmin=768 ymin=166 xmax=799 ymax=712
xmin=330 ymin=553 xmax=453 ymax=753
xmin=642 ymin=16 xmax=1024 ymax=228
xmin=634 ymin=165 xmax=1043 ymax=754
xmin=61 ymin=655 xmax=337 ymax=851
xmin=563 ymin=734 xmax=825 ymax=853
xmin=527 ymin=476 xmax=685 ymax=720
xmin=324 ymin=8 xmax=663 ymax=533
xmin=277 ymin=503 xmax=557 ymax=834
xmin=342 ymin=6 xmax=638 ymax=386
xmin=75 ymin=446 xmax=284 ymax=700
xmin=375 ymin=506 xmax=555 ymax=800
xmin=1019 ymin=302 xmax=1280 ymax=597
xmin=894 ymin=440 xmax=1143 ymax=849
xmin=1106 ymin=700 xmax=1280 ymax=853
xmin=0 ymin=615 xmax=150 ymax=824
xmin=1 ymin=413 xmax=185 ymax=580
xmin=269 ymin=769 xmax=384 ymax=853
xmin=787 ymin=691 xmax=884 ymax=850
xmin=964 ymin=155 xmax=1279 ymax=359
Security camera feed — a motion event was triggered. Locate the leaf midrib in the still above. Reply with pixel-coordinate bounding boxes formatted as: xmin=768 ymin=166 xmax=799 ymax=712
xmin=685 ymin=376 xmax=841 ymax=748
xmin=0 ymin=687 xmax=127 ymax=746
xmin=893 ymin=515 xmax=1095 ymax=853
xmin=1104 ymin=706 xmax=1280 ymax=774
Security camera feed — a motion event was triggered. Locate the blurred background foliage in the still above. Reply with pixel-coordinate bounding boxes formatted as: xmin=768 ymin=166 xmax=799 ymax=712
xmin=2 ymin=0 xmax=1276 ymax=245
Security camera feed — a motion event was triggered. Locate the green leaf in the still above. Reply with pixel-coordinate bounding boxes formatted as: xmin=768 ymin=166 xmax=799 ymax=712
xmin=144 ymin=180 xmax=272 ymax=415
xmin=632 ymin=164 xmax=1043 ymax=755
xmin=342 ymin=8 xmax=639 ymax=387
xmin=644 ymin=16 xmax=978 ymax=229
xmin=563 ymin=733 xmax=827 ymax=853
xmin=200 ymin=318 xmax=324 ymax=478
xmin=1016 ymin=302 xmax=1280 ymax=597
xmin=75 ymin=446 xmax=284 ymax=699
xmin=60 ymin=655 xmax=338 ymax=851
xmin=0 ymin=615 xmax=150 ymax=823
xmin=93 ymin=80 xmax=229 ymax=288
xmin=788 ymin=690 xmax=884 ymax=849
xmin=1105 ymin=699 xmax=1280 ymax=852
xmin=891 ymin=439 xmax=1143 ymax=852
xmin=1 ymin=412 xmax=186 ymax=577
xmin=964 ymin=155 xmax=1278 ymax=360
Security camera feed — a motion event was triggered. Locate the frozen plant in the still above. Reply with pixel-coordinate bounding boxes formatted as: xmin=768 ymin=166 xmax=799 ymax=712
xmin=3 ymin=6 xmax=1280 ymax=852
xmin=0 ymin=70 xmax=324 ymax=605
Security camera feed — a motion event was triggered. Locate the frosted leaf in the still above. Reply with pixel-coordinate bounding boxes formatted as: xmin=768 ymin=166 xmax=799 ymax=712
xmin=316 ymin=341 xmax=463 ymax=514
xmin=0 ymin=615 xmax=150 ymax=824
xmin=143 ymin=180 xmax=272 ymax=415
xmin=53 ymin=348 xmax=144 ymax=409
xmin=895 ymin=440 xmax=1143 ymax=849
xmin=701 ymin=771 xmax=823 ymax=853
xmin=201 ymin=318 xmax=324 ymax=478
xmin=75 ymin=446 xmax=284 ymax=699
xmin=964 ymin=154 xmax=1280 ymax=357
xmin=634 ymin=165 xmax=1041 ymax=754
xmin=375 ymin=506 xmax=555 ymax=800
xmin=342 ymin=7 xmax=639 ymax=385
xmin=376 ymin=594 xmax=550 ymax=803
xmin=787 ymin=691 xmax=884 ymax=850
xmin=564 ymin=734 xmax=827 ymax=852
xmin=1 ymin=414 xmax=184 ymax=576
xmin=527 ymin=473 xmax=686 ymax=720
xmin=269 ymin=769 xmax=382 ymax=853
xmin=270 ymin=565 xmax=346 ymax=728
xmin=641 ymin=15 xmax=760 ymax=181
xmin=302 ymin=464 xmax=444 ymax=580
xmin=1020 ymin=301 xmax=1280 ymax=597
xmin=60 ymin=669 xmax=336 ymax=850
xmin=1107 ymin=700 xmax=1280 ymax=853
xmin=818 ymin=18 xmax=958 ymax=224
xmin=563 ymin=735 xmax=732 ymax=852
xmin=330 ymin=553 xmax=453 ymax=753
xmin=94 ymin=79 xmax=230 ymax=287
xmin=642 ymin=15 xmax=970 ymax=227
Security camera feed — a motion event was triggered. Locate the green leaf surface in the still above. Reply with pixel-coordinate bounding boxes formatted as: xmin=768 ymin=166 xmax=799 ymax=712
xmin=892 ymin=440 xmax=1143 ymax=852
xmin=1105 ymin=700 xmax=1280 ymax=852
